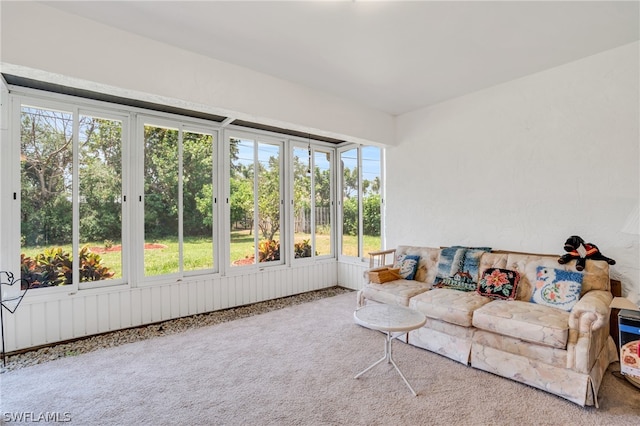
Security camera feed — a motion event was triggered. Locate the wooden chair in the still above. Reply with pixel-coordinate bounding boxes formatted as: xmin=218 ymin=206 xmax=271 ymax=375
xmin=368 ymin=249 xmax=396 ymax=269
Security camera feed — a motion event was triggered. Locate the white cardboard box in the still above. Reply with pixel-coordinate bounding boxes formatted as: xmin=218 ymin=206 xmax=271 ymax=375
xmin=610 ymin=297 xmax=640 ymax=312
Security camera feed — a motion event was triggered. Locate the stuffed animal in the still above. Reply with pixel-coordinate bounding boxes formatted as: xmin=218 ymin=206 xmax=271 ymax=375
xmin=557 ymin=235 xmax=616 ymax=271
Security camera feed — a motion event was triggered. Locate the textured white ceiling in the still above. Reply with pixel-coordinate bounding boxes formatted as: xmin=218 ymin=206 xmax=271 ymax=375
xmin=44 ymin=1 xmax=639 ymax=115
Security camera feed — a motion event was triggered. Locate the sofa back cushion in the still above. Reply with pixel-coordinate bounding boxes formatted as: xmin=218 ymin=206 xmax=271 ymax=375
xmin=504 ymin=253 xmax=610 ymax=301
xmin=395 ymin=246 xmax=441 ymax=283
xmin=479 ymin=252 xmax=509 ymax=275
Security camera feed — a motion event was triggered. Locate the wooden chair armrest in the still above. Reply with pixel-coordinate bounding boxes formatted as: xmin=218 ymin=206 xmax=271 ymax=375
xmin=368 ymin=249 xmax=396 ymax=268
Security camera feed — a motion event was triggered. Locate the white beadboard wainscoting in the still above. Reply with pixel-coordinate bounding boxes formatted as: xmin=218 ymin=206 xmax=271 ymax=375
xmin=4 ymin=261 xmax=340 ymax=353
xmin=337 ymin=260 xmax=368 ymax=291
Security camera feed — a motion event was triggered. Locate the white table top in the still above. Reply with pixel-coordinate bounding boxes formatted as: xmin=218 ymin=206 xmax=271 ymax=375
xmin=354 ymin=304 xmax=426 ymax=332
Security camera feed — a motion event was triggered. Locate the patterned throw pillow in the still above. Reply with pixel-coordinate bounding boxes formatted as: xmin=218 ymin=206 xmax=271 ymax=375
xmin=435 ymin=246 xmax=491 ymax=291
xmin=394 ymin=254 xmax=420 ymax=280
xmin=530 ymin=266 xmax=583 ymax=312
xmin=477 ymin=268 xmax=520 ymax=300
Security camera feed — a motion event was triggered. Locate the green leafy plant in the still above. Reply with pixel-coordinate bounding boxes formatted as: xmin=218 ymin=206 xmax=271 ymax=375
xmin=258 ymin=239 xmax=280 ymax=262
xmin=20 ymin=246 xmax=114 ymax=287
xmin=35 ymin=247 xmax=71 ymax=286
xmin=20 ymin=253 xmax=63 ymax=289
xmin=294 ymin=239 xmax=312 ymax=258
xmin=79 ymin=246 xmax=115 ymax=281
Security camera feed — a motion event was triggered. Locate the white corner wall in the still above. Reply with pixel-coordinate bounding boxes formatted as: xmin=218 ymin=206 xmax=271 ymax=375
xmin=391 ymin=42 xmax=640 ymax=299
xmin=0 ymin=1 xmax=394 ymax=146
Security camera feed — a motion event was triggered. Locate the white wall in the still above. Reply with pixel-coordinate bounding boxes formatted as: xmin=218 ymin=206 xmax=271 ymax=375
xmin=0 ymin=1 xmax=394 ymax=146
xmin=391 ymin=42 xmax=640 ymax=300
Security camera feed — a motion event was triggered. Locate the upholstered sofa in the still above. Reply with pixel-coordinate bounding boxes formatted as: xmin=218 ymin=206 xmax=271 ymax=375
xmin=356 ymin=245 xmax=619 ymax=407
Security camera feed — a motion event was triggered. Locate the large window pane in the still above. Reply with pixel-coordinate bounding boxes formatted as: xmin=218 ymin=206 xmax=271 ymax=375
xmin=362 ymin=146 xmax=382 ymax=255
xmin=229 ymin=137 xmax=281 ymax=267
xmin=314 ymin=150 xmax=332 ymax=256
xmin=339 ymin=146 xmax=383 ymax=258
xmin=79 ymin=114 xmax=122 ymax=282
xmin=144 ymin=124 xmax=179 ymax=276
xmin=183 ymin=130 xmax=215 ymax=271
xmin=293 ymin=147 xmax=312 ymax=258
xmin=293 ymin=147 xmax=332 ymax=259
xmin=20 ymin=106 xmax=73 ymax=287
xmin=340 ymin=149 xmax=359 ymax=257
xmin=230 ymin=138 xmax=256 ymax=266
xmin=257 ymin=142 xmax=281 ymax=263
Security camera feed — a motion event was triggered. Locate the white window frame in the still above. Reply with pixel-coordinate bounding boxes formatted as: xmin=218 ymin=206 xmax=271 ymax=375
xmin=8 ymin=92 xmax=131 ymax=294
xmin=289 ymin=140 xmax=335 ymax=262
xmin=0 ymin=81 xmax=383 ymax=301
xmin=76 ymin=107 xmax=130 ymax=290
xmin=135 ymin=114 xmax=220 ymax=284
xmin=337 ymin=144 xmax=385 ymax=261
xmin=224 ymin=129 xmax=285 ymax=272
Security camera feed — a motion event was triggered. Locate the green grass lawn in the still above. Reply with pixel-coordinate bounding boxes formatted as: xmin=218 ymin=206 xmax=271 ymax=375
xmin=22 ymin=232 xmax=382 ymax=280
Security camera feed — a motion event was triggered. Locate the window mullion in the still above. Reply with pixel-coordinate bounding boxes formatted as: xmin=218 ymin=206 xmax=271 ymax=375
xmin=178 ymin=127 xmax=184 ymax=274
xmin=310 ymin=148 xmax=316 ymax=258
xmin=380 ymin=148 xmax=386 ymax=250
xmin=278 ymin=139 xmax=285 ymax=263
xmin=72 ymin=107 xmax=80 ymax=290
xmin=133 ymin=113 xmax=144 ymax=284
xmin=357 ymin=146 xmax=364 ymax=258
xmin=253 ymin=141 xmax=260 ymax=261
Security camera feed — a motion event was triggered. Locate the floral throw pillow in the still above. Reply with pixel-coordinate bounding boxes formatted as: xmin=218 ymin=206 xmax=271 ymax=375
xmin=394 ymin=254 xmax=420 ymax=280
xmin=530 ymin=266 xmax=583 ymax=312
xmin=477 ymin=268 xmax=520 ymax=300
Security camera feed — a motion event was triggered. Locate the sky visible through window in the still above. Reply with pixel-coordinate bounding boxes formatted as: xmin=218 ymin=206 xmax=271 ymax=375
xmin=235 ymin=140 xmax=380 ymax=183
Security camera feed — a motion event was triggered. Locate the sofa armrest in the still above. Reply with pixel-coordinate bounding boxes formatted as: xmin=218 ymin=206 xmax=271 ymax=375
xmin=567 ymin=290 xmax=614 ymax=374
xmin=568 ymin=290 xmax=613 ymax=333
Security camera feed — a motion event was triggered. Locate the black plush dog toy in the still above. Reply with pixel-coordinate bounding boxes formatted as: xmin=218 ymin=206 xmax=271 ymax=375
xmin=558 ymin=235 xmax=616 ymax=271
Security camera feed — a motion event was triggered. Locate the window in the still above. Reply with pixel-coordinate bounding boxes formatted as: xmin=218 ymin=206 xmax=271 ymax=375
xmin=19 ymin=101 xmax=126 ymax=289
xmin=340 ymin=148 xmax=359 ymax=257
xmin=79 ymin=112 xmax=124 ymax=286
xmin=8 ymin=84 xmax=384 ymax=294
xmin=292 ymin=145 xmax=333 ymax=259
xmin=339 ymin=146 xmax=383 ymax=259
xmin=361 ymin=146 xmax=382 ymax=256
xmin=182 ymin=130 xmax=216 ymax=272
xmin=229 ymin=135 xmax=283 ymax=267
xmin=142 ymin=119 xmax=217 ymax=278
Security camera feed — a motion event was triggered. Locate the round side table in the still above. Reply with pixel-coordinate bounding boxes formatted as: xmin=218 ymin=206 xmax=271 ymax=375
xmin=354 ymin=303 xmax=426 ymax=396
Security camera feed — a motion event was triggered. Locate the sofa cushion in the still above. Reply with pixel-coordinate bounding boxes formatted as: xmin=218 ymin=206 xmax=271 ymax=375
xmin=395 ymin=246 xmax=441 ymax=283
xmin=410 ymin=288 xmax=492 ymax=327
xmin=479 ymin=252 xmax=508 ymax=274
xmin=361 ymin=280 xmax=431 ymax=307
xmin=435 ymin=246 xmax=491 ymax=291
xmin=477 ymin=268 xmax=520 ymax=300
xmin=505 ymin=253 xmax=609 ymax=301
xmin=472 ymin=300 xmax=570 ymax=349
xmin=394 ymin=254 xmax=420 ymax=280
xmin=530 ymin=266 xmax=583 ymax=312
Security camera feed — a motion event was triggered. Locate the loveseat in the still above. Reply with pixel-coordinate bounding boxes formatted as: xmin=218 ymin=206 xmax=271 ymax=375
xmin=356 ymin=245 xmax=619 ymax=407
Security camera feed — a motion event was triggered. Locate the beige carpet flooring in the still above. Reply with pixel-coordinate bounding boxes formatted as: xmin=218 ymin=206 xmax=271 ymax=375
xmin=1 ymin=291 xmax=639 ymax=425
